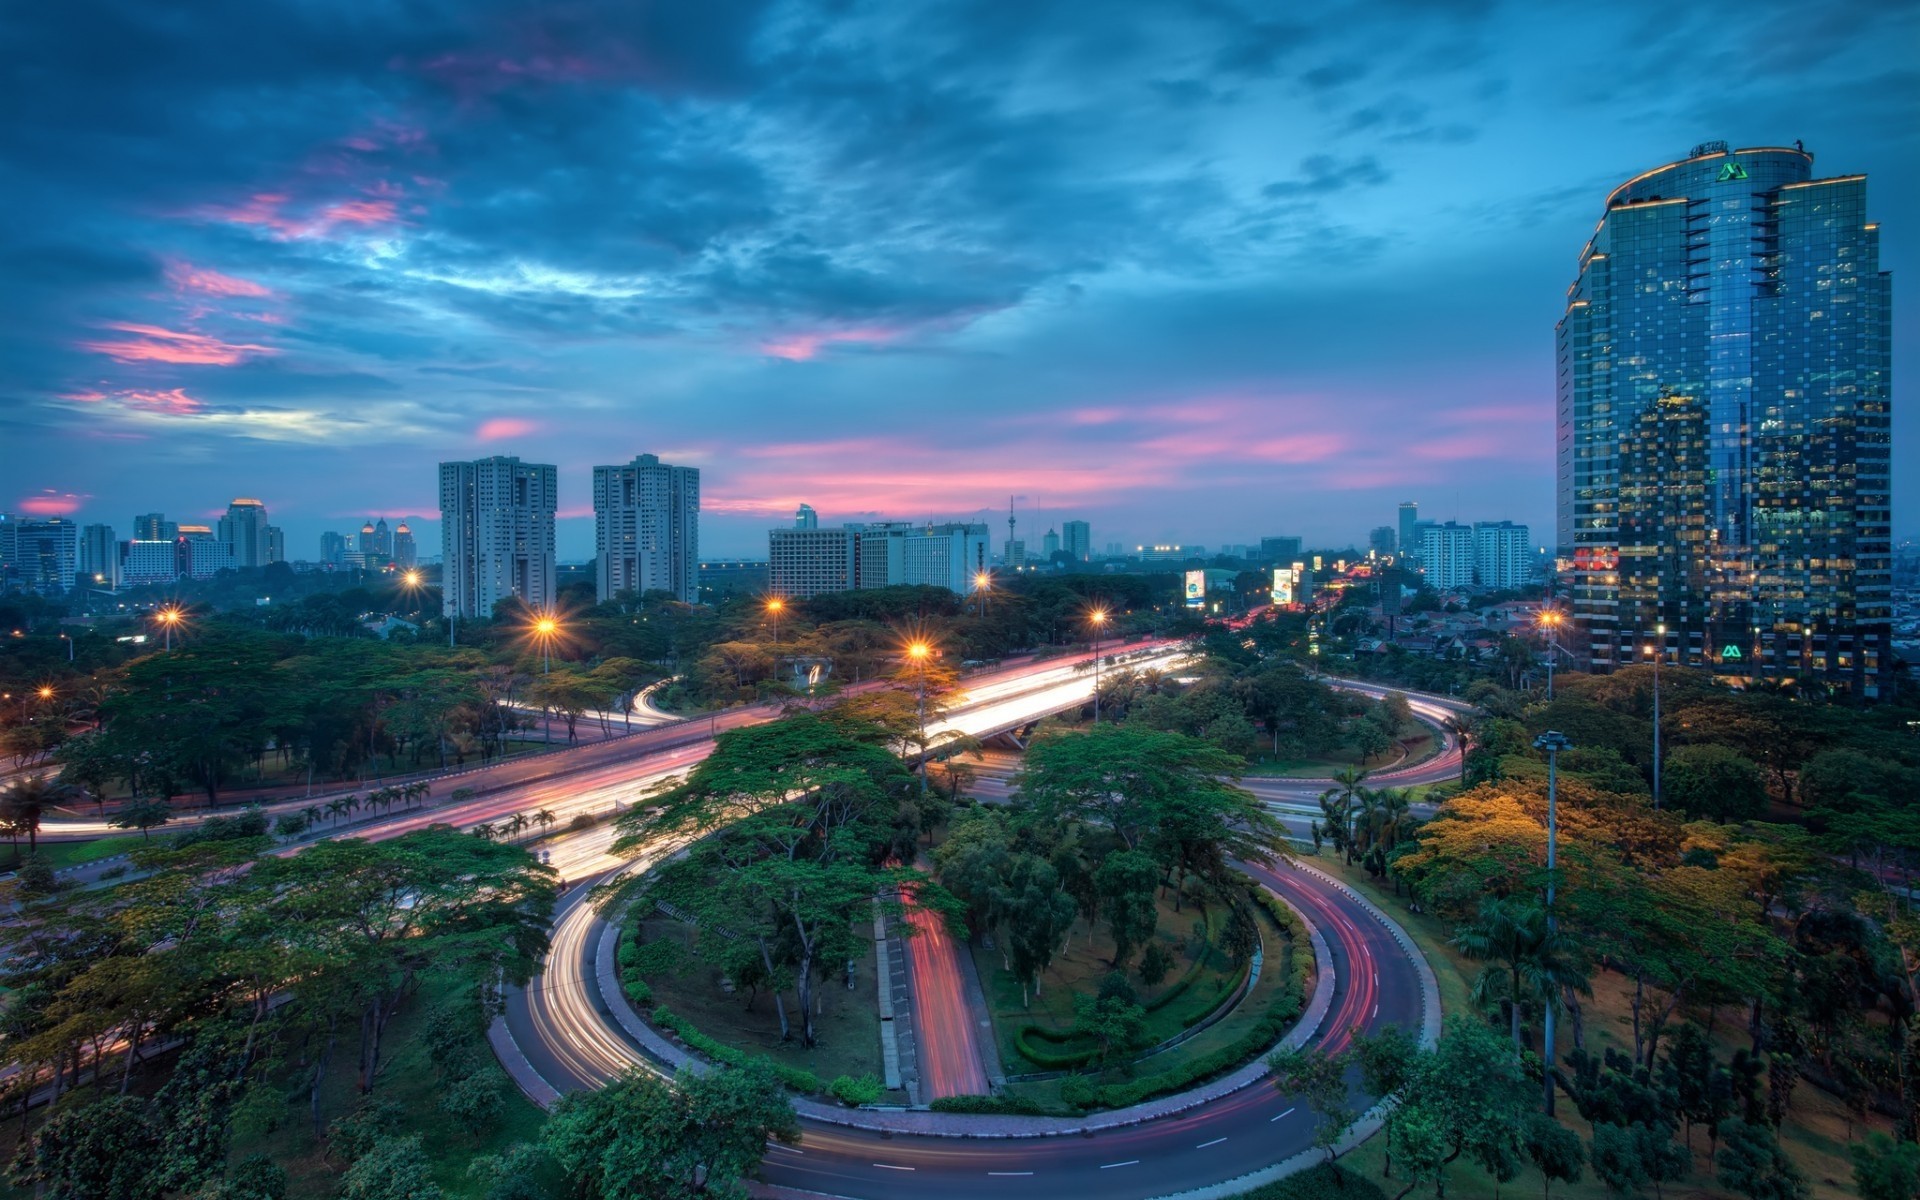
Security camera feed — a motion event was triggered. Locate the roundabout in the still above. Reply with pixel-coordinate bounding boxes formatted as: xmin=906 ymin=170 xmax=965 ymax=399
xmin=496 ymin=847 xmax=1439 ymax=1199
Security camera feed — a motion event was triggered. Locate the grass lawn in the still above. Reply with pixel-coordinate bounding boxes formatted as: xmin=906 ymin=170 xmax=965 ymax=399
xmin=1245 ymin=731 xmax=1439 ymax=779
xmin=633 ymin=913 xmax=894 ymax=1097
xmin=1002 ymin=888 xmax=1298 ymax=1111
xmin=228 ymin=976 xmax=556 ymax=1200
xmin=7 ymin=834 xmax=145 ymax=872
xmin=1314 ymin=855 xmax=1882 ymax=1200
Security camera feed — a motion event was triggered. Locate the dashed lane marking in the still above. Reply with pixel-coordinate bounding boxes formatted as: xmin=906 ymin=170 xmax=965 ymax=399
xmin=1271 ymin=1107 xmax=1297 ymax=1122
xmin=1197 ymin=1137 xmax=1227 ymax=1149
xmin=873 ymin=1163 xmax=915 ymax=1171
xmin=1100 ymin=1160 xmax=1140 ymax=1169
xmin=988 ymin=1171 xmax=1035 ymax=1176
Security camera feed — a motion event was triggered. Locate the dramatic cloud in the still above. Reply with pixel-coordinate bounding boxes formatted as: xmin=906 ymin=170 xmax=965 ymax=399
xmin=2 ymin=0 xmax=1913 ymax=558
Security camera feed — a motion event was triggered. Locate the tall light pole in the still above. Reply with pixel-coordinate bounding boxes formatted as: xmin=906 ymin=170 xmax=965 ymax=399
xmin=1533 ymin=728 xmax=1572 ymax=1115
xmin=1088 ymin=607 xmax=1109 ymax=723
xmin=1537 ymin=609 xmax=1564 ymax=699
xmin=973 ymin=571 xmax=992 ymax=620
xmin=156 ymin=606 xmax=184 ymax=652
xmin=906 ymin=640 xmax=932 ymax=799
xmin=532 ymin=614 xmax=559 ymax=674
xmin=1646 ymin=622 xmax=1665 ymax=808
xmin=766 ymin=597 xmax=786 ymax=645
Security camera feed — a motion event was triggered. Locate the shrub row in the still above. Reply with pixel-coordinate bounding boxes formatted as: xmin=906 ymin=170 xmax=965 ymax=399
xmin=649 ymin=1006 xmax=825 ymax=1095
xmin=1055 ymin=902 xmax=1309 ymax=1112
xmin=928 ymin=1092 xmax=1052 ymax=1116
xmin=1232 ymin=1164 xmax=1387 ymax=1200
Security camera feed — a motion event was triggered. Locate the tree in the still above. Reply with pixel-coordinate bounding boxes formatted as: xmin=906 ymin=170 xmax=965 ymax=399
xmin=1851 ymin=1133 xmax=1920 ymax=1200
xmin=112 ymin=797 xmax=174 ymax=840
xmin=1318 ymin=767 xmax=1370 ymax=864
xmin=1663 ymin=744 xmax=1766 ymax=823
xmin=1094 ymin=850 xmax=1160 ymax=968
xmin=340 ymin=1135 xmax=442 ymax=1200
xmin=1715 ymin=1118 xmax=1807 ymax=1200
xmin=544 ymin=1063 xmax=797 ymax=1199
xmin=8 ymin=1094 xmax=170 ymax=1199
xmin=1268 ymin=1043 xmax=1358 ymax=1163
xmin=1073 ymin=976 xmax=1148 ymax=1069
xmin=1 ymin=772 xmax=78 ymax=853
xmin=1524 ymin=1113 xmax=1585 ymax=1200
xmin=1453 ymin=896 xmax=1580 ymax=1051
xmin=1380 ymin=1018 xmax=1536 ymax=1198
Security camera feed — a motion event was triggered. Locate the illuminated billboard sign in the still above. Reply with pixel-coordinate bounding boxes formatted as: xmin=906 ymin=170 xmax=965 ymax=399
xmin=1184 ymin=570 xmax=1206 ymax=608
xmin=1272 ymin=567 xmax=1294 ymax=606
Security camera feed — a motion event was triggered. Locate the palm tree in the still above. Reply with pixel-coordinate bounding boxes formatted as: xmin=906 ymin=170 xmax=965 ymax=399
xmin=534 ymin=808 xmax=556 ymax=836
xmin=1453 ymin=896 xmax=1582 ymax=1051
xmin=505 ymin=812 xmax=529 ymax=841
xmin=471 ymin=822 xmax=497 ymax=841
xmin=302 ymin=804 xmax=324 ymax=829
xmin=1444 ymin=714 xmax=1475 ymax=784
xmin=0 ymin=774 xmax=75 ymax=854
xmin=1318 ymin=767 xmax=1369 ymax=864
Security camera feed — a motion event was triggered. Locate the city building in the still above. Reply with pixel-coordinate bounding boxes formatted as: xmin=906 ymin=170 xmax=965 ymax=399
xmin=1137 ymin=544 xmax=1193 ymax=563
xmin=265 ymin=526 xmax=285 ymax=565
xmin=78 ymin=523 xmax=119 ymax=589
xmin=319 ymin=531 xmax=348 ymax=567
xmin=1260 ymin=536 xmax=1303 ymax=563
xmin=438 ymin=456 xmax=558 ymax=619
xmin=373 ymin=518 xmax=392 ymax=559
xmin=1041 ymin=528 xmax=1061 ymax=561
xmin=123 ymin=540 xmax=178 ymax=586
xmin=358 ymin=520 xmax=378 ymax=559
xmin=1557 ymin=141 xmax=1893 ymax=693
xmin=1003 ymin=538 xmax=1027 ymax=568
xmin=177 ymin=532 xmax=235 ymax=580
xmin=217 ymin=498 xmax=273 ymax=568
xmin=1419 ymin=522 xmax=1476 ymax=591
xmin=133 ymin=512 xmax=177 ymax=541
xmin=0 ymin=513 xmax=16 ymax=587
xmin=794 ymin=504 xmax=818 ymax=530
xmin=593 ymin=453 xmax=700 ymax=603
xmin=1369 ymin=526 xmax=1397 ymax=556
xmin=768 ymin=522 xmax=989 ymax=599
xmin=14 ymin=518 xmax=78 ymax=593
xmin=393 ymin=522 xmax=417 ymax=569
xmin=1397 ymin=503 xmax=1420 ymax=561
xmin=1472 ymin=521 xmax=1532 ymax=590
xmin=1063 ymin=520 xmax=1091 ymax=562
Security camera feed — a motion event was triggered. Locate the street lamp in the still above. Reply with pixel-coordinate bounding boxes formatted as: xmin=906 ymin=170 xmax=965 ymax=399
xmin=529 ymin=612 xmax=561 ymax=674
xmin=1087 ymin=607 xmax=1110 ymax=723
xmin=155 ymin=606 xmax=185 ymax=651
xmin=58 ymin=632 xmax=74 ymax=663
xmin=1536 ymin=609 xmax=1565 ymax=699
xmin=765 ymin=597 xmax=786 ymax=644
xmin=973 ymin=571 xmax=992 ymax=619
xmin=1645 ymin=622 xmax=1665 ymax=808
xmin=1533 ymin=729 xmax=1573 ymax=1114
xmin=906 ymin=640 xmax=933 ymax=798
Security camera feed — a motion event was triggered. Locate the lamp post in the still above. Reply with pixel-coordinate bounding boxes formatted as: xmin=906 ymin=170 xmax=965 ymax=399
xmin=1533 ymin=728 xmax=1573 ymax=1115
xmin=1088 ymin=607 xmax=1110 ymax=723
xmin=58 ymin=632 xmax=73 ymax=663
xmin=156 ymin=606 xmax=184 ymax=651
xmin=1537 ymin=609 xmax=1564 ymax=699
xmin=906 ymin=640 xmax=932 ymax=799
xmin=973 ymin=571 xmax=992 ymax=620
xmin=766 ymin=597 xmax=786 ymax=645
xmin=532 ymin=614 xmax=559 ymax=674
xmin=1646 ymin=622 xmax=1665 ymax=808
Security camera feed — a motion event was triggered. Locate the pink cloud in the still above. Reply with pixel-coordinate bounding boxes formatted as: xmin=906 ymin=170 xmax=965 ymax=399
xmin=477 ymin=417 xmax=538 ymax=441
xmin=759 ymin=326 xmax=904 ymax=361
xmin=322 ymin=198 xmax=399 ymax=225
xmin=18 ymin=492 xmax=83 ymax=516
xmin=76 ymin=323 xmax=277 ymax=366
xmin=194 ymin=189 xmax=403 ymax=241
xmin=122 ymin=388 xmax=206 ymax=415
xmin=165 ymin=260 xmax=272 ymax=298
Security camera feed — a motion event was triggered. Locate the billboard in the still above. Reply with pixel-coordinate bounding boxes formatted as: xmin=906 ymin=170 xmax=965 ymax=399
xmin=1271 ymin=566 xmax=1294 ymax=606
xmin=1184 ymin=569 xmax=1206 ymax=608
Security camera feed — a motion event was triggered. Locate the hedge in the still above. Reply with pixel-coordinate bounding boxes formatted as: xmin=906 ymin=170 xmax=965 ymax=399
xmin=1232 ymin=1164 xmax=1387 ymax=1200
xmin=649 ymin=1006 xmax=825 ymax=1095
xmin=928 ymin=1093 xmax=1052 ymax=1116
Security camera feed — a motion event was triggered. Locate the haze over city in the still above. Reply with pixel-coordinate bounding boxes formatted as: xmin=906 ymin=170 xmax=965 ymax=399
xmin=5 ymin=0 xmax=1915 ymax=557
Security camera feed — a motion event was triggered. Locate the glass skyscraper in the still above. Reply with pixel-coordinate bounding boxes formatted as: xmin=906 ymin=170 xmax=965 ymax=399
xmin=1556 ymin=142 xmax=1892 ymax=696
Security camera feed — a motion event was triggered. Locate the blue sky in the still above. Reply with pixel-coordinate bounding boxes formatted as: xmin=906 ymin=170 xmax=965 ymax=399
xmin=4 ymin=0 xmax=1915 ymax=560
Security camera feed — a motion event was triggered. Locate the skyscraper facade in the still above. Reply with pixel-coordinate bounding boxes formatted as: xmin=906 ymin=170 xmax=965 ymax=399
xmin=217 ymin=498 xmax=272 ymax=568
xmin=769 ymin=522 xmax=989 ymax=599
xmin=1419 ymin=522 xmax=1475 ymax=590
xmin=133 ymin=513 xmax=177 ymax=541
xmin=1557 ymin=142 xmax=1892 ymax=694
xmin=393 ymin=522 xmax=417 ymax=569
xmin=320 ymin=531 xmax=348 ymax=567
xmin=79 ymin=523 xmax=120 ymax=588
xmin=593 ymin=453 xmax=700 ymax=603
xmin=1472 ymin=521 xmax=1532 ymax=590
xmin=438 ymin=456 xmax=558 ymax=619
xmin=1062 ymin=520 xmax=1091 ymax=562
xmin=15 ymin=518 xmax=78 ymax=593
xmin=1397 ymin=503 xmax=1419 ymax=561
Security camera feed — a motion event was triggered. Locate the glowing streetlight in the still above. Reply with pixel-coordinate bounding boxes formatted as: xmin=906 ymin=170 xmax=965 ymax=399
xmin=1088 ymin=606 xmax=1110 ymax=723
xmin=972 ymin=570 xmax=993 ymax=618
xmin=1645 ymin=622 xmax=1665 ymax=808
xmin=1536 ymin=608 xmax=1566 ymax=698
xmin=528 ymin=611 xmax=563 ymax=674
xmin=903 ymin=638 xmax=936 ymax=797
xmin=156 ymin=606 xmax=185 ymax=651
xmin=37 ymin=686 xmax=54 ymax=701
xmin=765 ymin=596 xmax=787 ymax=644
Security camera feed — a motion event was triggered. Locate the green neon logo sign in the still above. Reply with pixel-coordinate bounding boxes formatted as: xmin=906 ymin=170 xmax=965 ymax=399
xmin=1716 ymin=161 xmax=1748 ymax=182
xmin=1721 ymin=644 xmax=1742 ymax=660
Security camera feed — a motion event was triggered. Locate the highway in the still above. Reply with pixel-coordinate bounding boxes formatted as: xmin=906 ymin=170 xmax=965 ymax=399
xmin=496 ymin=662 xmax=1450 ymax=1200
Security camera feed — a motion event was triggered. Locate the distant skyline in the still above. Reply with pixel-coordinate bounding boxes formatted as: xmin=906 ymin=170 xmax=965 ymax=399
xmin=5 ymin=1 xmax=1915 ymax=558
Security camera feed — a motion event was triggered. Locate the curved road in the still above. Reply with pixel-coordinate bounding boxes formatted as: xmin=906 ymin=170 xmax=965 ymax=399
xmin=501 ymin=851 xmax=1428 ymax=1200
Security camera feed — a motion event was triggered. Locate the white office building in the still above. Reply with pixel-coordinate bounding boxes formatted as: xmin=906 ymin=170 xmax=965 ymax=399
xmin=438 ymin=456 xmax=558 ymax=619
xmin=79 ymin=524 xmax=120 ymax=589
xmin=1473 ymin=521 xmax=1533 ymax=591
xmin=123 ymin=540 xmax=178 ymax=586
xmin=769 ymin=522 xmax=990 ymax=599
xmin=1419 ymin=522 xmax=1476 ymax=591
xmin=593 ymin=453 xmax=700 ymax=603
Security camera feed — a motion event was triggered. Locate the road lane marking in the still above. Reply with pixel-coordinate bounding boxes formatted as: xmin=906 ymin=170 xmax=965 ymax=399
xmin=1100 ymin=1160 xmax=1140 ymax=1169
xmin=767 ymin=1143 xmax=803 ymax=1154
xmin=988 ymin=1171 xmax=1035 ymax=1176
xmin=1372 ymin=1003 xmax=1380 ymax=1018
xmin=1197 ymin=1137 xmax=1227 ymax=1149
xmin=873 ymin=1163 xmax=914 ymax=1171
xmin=1271 ymin=1107 xmax=1297 ymax=1122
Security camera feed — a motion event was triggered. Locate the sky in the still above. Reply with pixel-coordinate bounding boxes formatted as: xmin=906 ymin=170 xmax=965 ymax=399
xmin=4 ymin=0 xmax=1916 ymax=561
